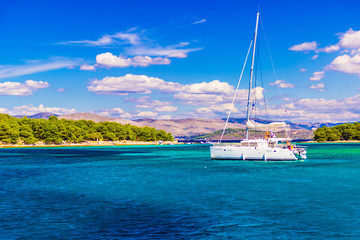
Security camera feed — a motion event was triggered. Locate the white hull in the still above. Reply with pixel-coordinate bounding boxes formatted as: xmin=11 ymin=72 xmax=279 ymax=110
xmin=210 ymin=144 xmax=297 ymax=161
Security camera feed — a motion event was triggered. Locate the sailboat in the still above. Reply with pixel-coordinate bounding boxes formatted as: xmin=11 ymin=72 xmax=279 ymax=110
xmin=210 ymin=11 xmax=307 ymax=161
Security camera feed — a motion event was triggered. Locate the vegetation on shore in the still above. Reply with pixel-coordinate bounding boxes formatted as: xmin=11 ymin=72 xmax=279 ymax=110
xmin=0 ymin=114 xmax=173 ymax=145
xmin=314 ymin=122 xmax=360 ymax=142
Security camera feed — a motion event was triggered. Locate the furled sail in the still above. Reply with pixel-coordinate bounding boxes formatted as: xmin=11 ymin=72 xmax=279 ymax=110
xmin=246 ymin=120 xmax=288 ymax=131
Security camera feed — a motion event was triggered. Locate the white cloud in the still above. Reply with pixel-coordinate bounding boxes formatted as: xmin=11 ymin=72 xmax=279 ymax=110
xmin=326 ymin=54 xmax=360 ymax=77
xmin=95 ymin=52 xmax=171 ymax=68
xmin=310 ymin=71 xmax=325 ymax=81
xmin=312 ymin=55 xmax=319 ymax=60
xmin=0 ymin=80 xmax=49 ymax=96
xmin=193 ymin=19 xmax=207 ymax=24
xmin=96 ymin=108 xmax=129 ymax=118
xmin=96 ymin=53 xmax=131 ymax=67
xmin=80 ymin=64 xmax=96 ymax=71
xmin=131 ymin=56 xmax=171 ymax=67
xmin=59 ymin=31 xmax=141 ymax=46
xmin=157 ymin=115 xmax=172 ymax=120
xmin=136 ymin=111 xmax=158 ymax=118
xmin=88 ymin=74 xmax=182 ymax=95
xmin=0 ymin=104 xmax=77 ymax=116
xmin=126 ymin=45 xmax=202 ymax=59
xmin=155 ymin=106 xmax=178 ymax=112
xmin=174 ymin=92 xmax=225 ymax=103
xmin=183 ymin=80 xmax=234 ymax=95
xmin=277 ymin=94 xmax=360 ymax=122
xmin=129 ymin=96 xmax=176 ymax=111
xmin=269 ymin=80 xmax=295 ymax=88
xmin=318 ymin=44 xmax=340 ymax=53
xmin=0 ymin=58 xmax=81 ymax=79
xmin=57 ymin=88 xmax=65 ymax=92
xmin=61 ymin=29 xmax=201 ymax=59
xmin=196 ymin=103 xmax=240 ymax=116
xmin=338 ymin=28 xmax=360 ymax=49
xmin=289 ymin=41 xmax=318 ymax=51
xmin=299 ymin=68 xmax=307 ymax=72
xmin=310 ymin=83 xmax=325 ymax=91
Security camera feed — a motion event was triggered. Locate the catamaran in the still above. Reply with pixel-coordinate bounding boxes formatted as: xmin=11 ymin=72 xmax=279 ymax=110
xmin=210 ymin=11 xmax=307 ymax=161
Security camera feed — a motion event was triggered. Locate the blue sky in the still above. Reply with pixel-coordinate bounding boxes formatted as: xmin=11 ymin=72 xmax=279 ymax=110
xmin=1 ymin=0 xmax=360 ymax=122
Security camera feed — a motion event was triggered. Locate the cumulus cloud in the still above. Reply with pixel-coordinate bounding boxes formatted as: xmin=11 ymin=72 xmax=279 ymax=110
xmin=136 ymin=111 xmax=158 ymax=118
xmin=289 ymin=41 xmax=318 ymax=51
xmin=0 ymin=80 xmax=49 ymax=96
xmin=318 ymin=44 xmax=340 ymax=53
xmin=0 ymin=58 xmax=81 ymax=79
xmin=174 ymin=86 xmax=263 ymax=106
xmin=96 ymin=53 xmax=131 ymax=67
xmin=127 ymin=96 xmax=177 ymax=112
xmin=80 ymin=64 xmax=96 ymax=71
xmin=183 ymin=80 xmax=234 ymax=95
xmin=96 ymin=108 xmax=132 ymax=118
xmin=326 ymin=54 xmax=360 ymax=77
xmin=88 ymin=74 xmax=182 ymax=95
xmin=299 ymin=68 xmax=307 ymax=72
xmin=277 ymin=94 xmax=360 ymax=122
xmin=310 ymin=83 xmax=325 ymax=91
xmin=269 ymin=80 xmax=295 ymax=88
xmin=95 ymin=52 xmax=171 ymax=68
xmin=155 ymin=106 xmax=178 ymax=112
xmin=0 ymin=104 xmax=77 ymax=116
xmin=310 ymin=71 xmax=325 ymax=81
xmin=193 ymin=19 xmax=207 ymax=24
xmin=338 ymin=28 xmax=360 ymax=49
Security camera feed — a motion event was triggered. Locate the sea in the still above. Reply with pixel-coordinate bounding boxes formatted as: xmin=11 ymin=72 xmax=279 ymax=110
xmin=1 ymin=143 xmax=360 ymax=239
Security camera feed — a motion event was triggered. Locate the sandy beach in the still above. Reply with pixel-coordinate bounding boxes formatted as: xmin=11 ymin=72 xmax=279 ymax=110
xmin=0 ymin=140 xmax=178 ymax=148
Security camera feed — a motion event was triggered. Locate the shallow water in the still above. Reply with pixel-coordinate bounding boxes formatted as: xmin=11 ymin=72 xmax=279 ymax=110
xmin=1 ymin=143 xmax=360 ymax=239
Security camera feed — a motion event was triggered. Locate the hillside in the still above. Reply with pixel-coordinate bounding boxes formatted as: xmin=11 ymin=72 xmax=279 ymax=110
xmin=14 ymin=112 xmax=58 ymax=119
xmin=60 ymin=113 xmax=137 ymax=125
xmin=12 ymin=112 xmax=333 ymax=139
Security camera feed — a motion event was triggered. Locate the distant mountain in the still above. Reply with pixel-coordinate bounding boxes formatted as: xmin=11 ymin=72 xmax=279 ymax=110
xmin=226 ymin=118 xmax=344 ymax=130
xmin=11 ymin=112 xmax=347 ymax=138
xmin=59 ymin=113 xmax=137 ymax=125
xmin=134 ymin=118 xmax=245 ymax=136
xmin=14 ymin=112 xmax=58 ymax=119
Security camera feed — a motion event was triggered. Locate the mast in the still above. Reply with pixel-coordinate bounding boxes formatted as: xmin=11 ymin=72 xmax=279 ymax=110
xmin=245 ymin=11 xmax=260 ymax=140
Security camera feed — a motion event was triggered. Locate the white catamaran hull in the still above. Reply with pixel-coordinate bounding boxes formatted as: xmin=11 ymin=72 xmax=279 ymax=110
xmin=210 ymin=145 xmax=297 ymax=161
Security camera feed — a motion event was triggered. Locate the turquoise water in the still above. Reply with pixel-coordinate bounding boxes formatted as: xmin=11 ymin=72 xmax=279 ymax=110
xmin=1 ymin=143 xmax=360 ymax=239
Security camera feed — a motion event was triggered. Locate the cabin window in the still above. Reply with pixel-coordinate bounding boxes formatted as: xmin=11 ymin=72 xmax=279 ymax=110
xmin=250 ymin=142 xmax=258 ymax=147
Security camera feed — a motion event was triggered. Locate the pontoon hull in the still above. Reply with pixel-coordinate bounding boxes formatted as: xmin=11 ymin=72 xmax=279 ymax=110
xmin=210 ymin=145 xmax=297 ymax=161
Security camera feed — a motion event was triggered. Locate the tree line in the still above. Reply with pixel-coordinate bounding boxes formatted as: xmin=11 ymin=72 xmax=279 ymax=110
xmin=0 ymin=114 xmax=173 ymax=144
xmin=314 ymin=122 xmax=360 ymax=142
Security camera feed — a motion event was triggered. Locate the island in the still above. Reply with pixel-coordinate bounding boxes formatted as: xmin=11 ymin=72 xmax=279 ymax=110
xmin=314 ymin=122 xmax=360 ymax=142
xmin=0 ymin=114 xmax=174 ymax=147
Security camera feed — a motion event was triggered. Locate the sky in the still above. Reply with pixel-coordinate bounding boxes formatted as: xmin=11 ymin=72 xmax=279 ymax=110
xmin=1 ymin=0 xmax=360 ymax=122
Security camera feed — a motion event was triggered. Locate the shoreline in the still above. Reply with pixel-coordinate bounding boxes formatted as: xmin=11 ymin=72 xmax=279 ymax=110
xmin=0 ymin=140 xmax=179 ymax=148
xmin=306 ymin=140 xmax=360 ymax=143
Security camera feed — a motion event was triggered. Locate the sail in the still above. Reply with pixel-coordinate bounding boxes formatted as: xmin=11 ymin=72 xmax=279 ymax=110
xmin=246 ymin=120 xmax=288 ymax=131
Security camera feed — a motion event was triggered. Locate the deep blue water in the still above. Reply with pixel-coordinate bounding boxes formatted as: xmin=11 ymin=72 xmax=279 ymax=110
xmin=1 ymin=143 xmax=360 ymax=239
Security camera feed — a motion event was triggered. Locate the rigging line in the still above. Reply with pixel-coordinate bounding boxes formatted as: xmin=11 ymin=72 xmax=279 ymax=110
xmin=219 ymin=39 xmax=253 ymax=143
xmin=260 ymin=15 xmax=278 ymax=82
xmin=258 ymin=34 xmax=269 ymax=122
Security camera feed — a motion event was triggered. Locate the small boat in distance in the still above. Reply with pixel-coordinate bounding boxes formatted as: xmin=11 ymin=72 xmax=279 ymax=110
xmin=210 ymin=11 xmax=307 ymax=161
